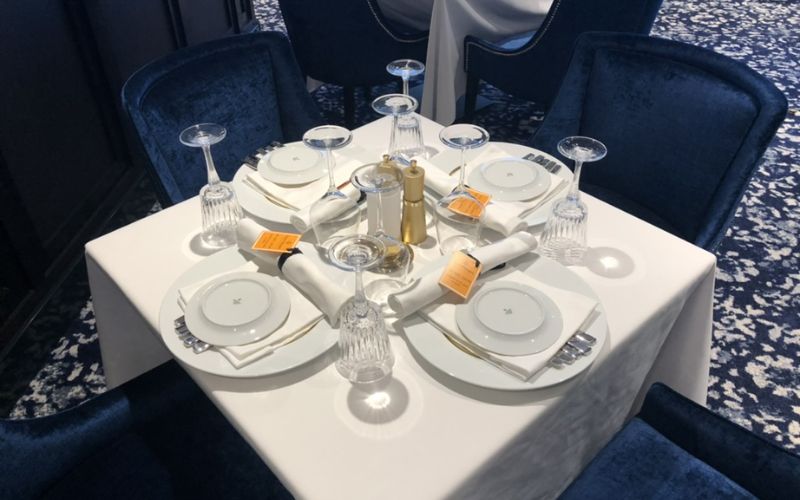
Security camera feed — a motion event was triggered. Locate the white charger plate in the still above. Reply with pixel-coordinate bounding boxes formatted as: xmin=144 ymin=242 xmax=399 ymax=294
xmin=258 ymin=144 xmax=325 ymax=185
xmin=403 ymin=252 xmax=607 ymax=391
xmin=467 ymin=157 xmax=551 ymax=202
xmin=455 ymin=280 xmax=562 ymax=356
xmin=427 ymin=142 xmax=571 ymax=227
xmin=158 ymin=244 xmax=342 ymax=378
xmin=184 ymin=271 xmax=291 ymax=346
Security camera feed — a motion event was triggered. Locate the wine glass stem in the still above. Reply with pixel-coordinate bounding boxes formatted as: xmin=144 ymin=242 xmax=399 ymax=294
xmin=374 ymin=187 xmax=386 ymax=238
xmin=456 ymin=147 xmax=467 ymax=191
xmin=402 ymin=76 xmax=409 ymax=96
xmin=325 ymin=148 xmax=336 ymax=193
xmin=567 ymin=160 xmax=583 ymax=201
xmin=353 ymin=265 xmax=368 ymax=314
xmin=202 ymin=145 xmax=220 ymax=186
xmin=389 ymin=114 xmax=399 ymax=159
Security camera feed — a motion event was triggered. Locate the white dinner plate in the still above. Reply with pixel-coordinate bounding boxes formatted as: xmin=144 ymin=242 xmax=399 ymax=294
xmin=403 ymin=252 xmax=607 ymax=391
xmin=427 ymin=142 xmax=571 ymax=227
xmin=258 ymin=143 xmax=325 ymax=185
xmin=158 ymin=243 xmax=344 ymax=378
xmin=467 ymin=157 xmax=551 ymax=202
xmin=184 ymin=271 xmax=291 ymax=346
xmin=455 ymin=280 xmax=562 ymax=356
xmin=234 ymin=143 xmax=378 ymax=227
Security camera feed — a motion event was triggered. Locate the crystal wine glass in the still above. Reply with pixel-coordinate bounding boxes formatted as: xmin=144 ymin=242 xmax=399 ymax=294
xmin=539 ymin=136 xmax=607 ymax=265
xmin=303 ymin=125 xmax=361 ymax=249
xmin=328 ymin=234 xmax=394 ymax=384
xmin=434 ymin=124 xmax=489 ymax=254
xmin=386 ymin=59 xmax=425 ymax=96
xmin=179 ymin=123 xmax=242 ymax=248
xmin=350 ymin=162 xmax=412 ymax=305
xmin=372 ymin=94 xmax=424 ymax=165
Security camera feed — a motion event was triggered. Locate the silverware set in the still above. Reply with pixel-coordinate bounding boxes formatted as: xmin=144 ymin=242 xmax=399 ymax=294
xmin=174 ymin=316 xmax=212 ymax=353
xmin=242 ymin=141 xmax=284 ymax=171
xmin=549 ymin=330 xmax=597 ymax=366
xmin=523 ymin=152 xmax=562 ymax=174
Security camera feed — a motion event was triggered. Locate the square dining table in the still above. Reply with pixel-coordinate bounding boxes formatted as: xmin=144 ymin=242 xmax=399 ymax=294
xmin=86 ymin=115 xmax=716 ymax=499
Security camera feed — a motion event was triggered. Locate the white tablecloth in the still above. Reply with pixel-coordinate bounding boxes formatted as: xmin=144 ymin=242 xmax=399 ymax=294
xmin=86 ymin=115 xmax=715 ymax=499
xmin=378 ymin=0 xmax=552 ymax=124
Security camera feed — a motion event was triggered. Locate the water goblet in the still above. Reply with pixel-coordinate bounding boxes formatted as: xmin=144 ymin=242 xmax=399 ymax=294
xmin=303 ymin=125 xmax=361 ymax=249
xmin=179 ymin=123 xmax=242 ymax=248
xmin=434 ymin=124 xmax=489 ymax=254
xmin=539 ymin=136 xmax=608 ymax=265
xmin=372 ymin=94 xmax=424 ymax=164
xmin=328 ymin=235 xmax=394 ymax=384
xmin=350 ymin=163 xmax=412 ymax=305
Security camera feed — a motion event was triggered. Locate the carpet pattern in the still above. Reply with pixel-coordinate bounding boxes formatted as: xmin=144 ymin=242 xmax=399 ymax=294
xmin=2 ymin=0 xmax=797 ymax=452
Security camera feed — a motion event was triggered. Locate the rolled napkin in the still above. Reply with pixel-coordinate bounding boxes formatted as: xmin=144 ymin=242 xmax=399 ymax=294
xmin=415 ymin=145 xmax=566 ymax=234
xmin=387 ymin=232 xmax=538 ymax=319
xmin=177 ymin=271 xmax=323 ymax=369
xmin=289 ymin=182 xmax=362 ymax=233
xmin=420 ymin=267 xmax=598 ymax=380
xmin=237 ymin=219 xmax=351 ymax=324
xmin=245 ymin=154 xmax=364 ymax=210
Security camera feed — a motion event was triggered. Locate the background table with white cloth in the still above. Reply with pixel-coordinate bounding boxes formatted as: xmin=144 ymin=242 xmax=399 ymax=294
xmin=377 ymin=0 xmax=552 ymax=124
xmin=86 ymin=115 xmax=716 ymax=499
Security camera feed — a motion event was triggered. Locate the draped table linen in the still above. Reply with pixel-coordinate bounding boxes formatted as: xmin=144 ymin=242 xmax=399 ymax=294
xmin=86 ymin=115 xmax=715 ymax=500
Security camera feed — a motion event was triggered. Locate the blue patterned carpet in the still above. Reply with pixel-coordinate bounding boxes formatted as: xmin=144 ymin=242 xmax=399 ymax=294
xmin=2 ymin=0 xmax=798 ymax=452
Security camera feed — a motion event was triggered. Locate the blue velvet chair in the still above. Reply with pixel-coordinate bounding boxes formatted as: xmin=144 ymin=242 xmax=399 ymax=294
xmin=122 ymin=32 xmax=323 ymax=206
xmin=560 ymin=383 xmax=800 ymax=499
xmin=463 ymin=0 xmax=663 ymax=118
xmin=531 ymin=32 xmax=787 ymax=250
xmin=0 ymin=360 xmax=291 ymax=499
xmin=278 ymin=0 xmax=428 ymax=127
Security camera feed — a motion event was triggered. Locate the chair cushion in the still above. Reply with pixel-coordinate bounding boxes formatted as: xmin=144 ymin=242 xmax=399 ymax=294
xmin=559 ymin=418 xmax=756 ymax=499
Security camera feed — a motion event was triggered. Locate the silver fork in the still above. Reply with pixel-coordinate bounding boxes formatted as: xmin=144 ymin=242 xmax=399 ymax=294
xmin=174 ymin=316 xmax=212 ymax=354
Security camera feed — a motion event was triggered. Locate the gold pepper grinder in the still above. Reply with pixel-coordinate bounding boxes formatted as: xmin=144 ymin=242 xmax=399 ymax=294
xmin=401 ymin=159 xmax=427 ymax=244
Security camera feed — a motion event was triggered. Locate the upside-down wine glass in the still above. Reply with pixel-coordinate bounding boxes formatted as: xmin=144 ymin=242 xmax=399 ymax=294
xmin=372 ymin=94 xmax=424 ymax=164
xmin=303 ymin=125 xmax=361 ymax=249
xmin=350 ymin=162 xmax=412 ymax=305
xmin=539 ymin=136 xmax=607 ymax=265
xmin=179 ymin=123 xmax=242 ymax=248
xmin=434 ymin=124 xmax=489 ymax=254
xmin=328 ymin=234 xmax=394 ymax=384
xmin=386 ymin=58 xmax=425 ymax=96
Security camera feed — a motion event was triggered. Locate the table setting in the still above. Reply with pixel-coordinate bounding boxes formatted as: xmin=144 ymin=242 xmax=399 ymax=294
xmin=86 ymin=57 xmax=718 ymax=500
xmin=152 ymin=69 xmax=611 ymax=393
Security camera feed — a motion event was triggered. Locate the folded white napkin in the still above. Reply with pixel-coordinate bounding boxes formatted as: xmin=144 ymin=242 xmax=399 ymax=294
xmin=237 ymin=219 xmax=351 ymax=324
xmin=177 ymin=269 xmax=323 ymax=369
xmin=289 ymin=182 xmax=362 ymax=233
xmin=244 ymin=153 xmax=364 ymax=210
xmin=387 ymin=232 xmax=538 ymax=319
xmin=420 ymin=267 xmax=598 ymax=380
xmin=415 ymin=145 xmax=566 ymax=234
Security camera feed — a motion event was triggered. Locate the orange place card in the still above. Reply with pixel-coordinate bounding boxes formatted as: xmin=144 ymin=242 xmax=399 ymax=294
xmin=439 ymin=251 xmax=483 ymax=300
xmin=448 ymin=196 xmax=485 ymax=219
xmin=251 ymin=231 xmax=301 ymax=254
xmin=465 ymin=187 xmax=492 ymax=206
